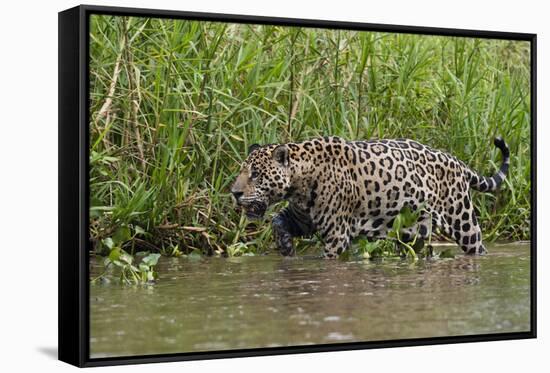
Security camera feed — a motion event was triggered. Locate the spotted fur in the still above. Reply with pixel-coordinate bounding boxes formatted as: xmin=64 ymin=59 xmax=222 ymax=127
xmin=230 ymin=136 xmax=510 ymax=258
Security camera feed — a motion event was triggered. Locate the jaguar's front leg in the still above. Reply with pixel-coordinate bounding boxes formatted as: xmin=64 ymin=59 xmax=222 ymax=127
xmin=272 ymin=211 xmax=296 ymax=256
xmin=321 ymin=224 xmax=351 ymax=259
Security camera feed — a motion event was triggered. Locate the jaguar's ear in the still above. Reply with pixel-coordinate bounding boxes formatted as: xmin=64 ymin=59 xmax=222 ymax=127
xmin=272 ymin=145 xmax=289 ymax=167
xmin=248 ymin=144 xmax=261 ymax=155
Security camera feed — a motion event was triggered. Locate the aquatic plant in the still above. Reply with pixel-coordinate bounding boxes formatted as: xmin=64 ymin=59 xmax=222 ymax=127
xmin=91 ymin=227 xmax=161 ymax=285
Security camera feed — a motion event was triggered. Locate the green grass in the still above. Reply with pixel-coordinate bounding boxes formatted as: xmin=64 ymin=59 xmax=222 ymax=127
xmin=89 ymin=15 xmax=531 ymax=256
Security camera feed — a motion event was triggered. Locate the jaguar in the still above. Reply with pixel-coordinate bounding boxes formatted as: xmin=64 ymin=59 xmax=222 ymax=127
xmin=230 ymin=136 xmax=509 ymax=258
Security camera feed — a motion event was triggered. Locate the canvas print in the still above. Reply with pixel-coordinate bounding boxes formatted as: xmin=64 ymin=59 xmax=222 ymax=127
xmin=88 ymin=14 xmax=532 ymax=358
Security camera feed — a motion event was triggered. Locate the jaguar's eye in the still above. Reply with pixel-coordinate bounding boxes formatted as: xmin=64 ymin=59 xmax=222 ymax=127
xmin=250 ymin=170 xmax=259 ymax=179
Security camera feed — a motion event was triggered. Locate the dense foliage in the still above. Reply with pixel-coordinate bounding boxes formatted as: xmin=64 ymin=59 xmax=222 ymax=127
xmin=89 ymin=15 xmax=531 ymax=257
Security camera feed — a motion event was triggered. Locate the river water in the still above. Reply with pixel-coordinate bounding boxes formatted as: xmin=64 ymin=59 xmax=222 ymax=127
xmin=89 ymin=243 xmax=531 ymax=358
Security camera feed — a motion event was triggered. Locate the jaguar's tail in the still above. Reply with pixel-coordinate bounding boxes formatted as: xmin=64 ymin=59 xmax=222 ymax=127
xmin=468 ymin=137 xmax=510 ymax=192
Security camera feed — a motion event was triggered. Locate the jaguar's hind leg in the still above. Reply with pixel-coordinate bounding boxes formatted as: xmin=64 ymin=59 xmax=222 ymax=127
xmin=445 ymin=196 xmax=486 ymax=255
xmin=453 ymin=223 xmax=486 ymax=255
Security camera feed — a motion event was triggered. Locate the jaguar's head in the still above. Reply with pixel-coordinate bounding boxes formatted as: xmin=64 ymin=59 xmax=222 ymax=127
xmin=230 ymin=143 xmax=292 ymax=219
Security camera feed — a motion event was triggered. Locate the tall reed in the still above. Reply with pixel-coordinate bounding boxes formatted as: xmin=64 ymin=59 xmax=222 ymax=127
xmin=89 ymin=15 xmax=531 ymax=255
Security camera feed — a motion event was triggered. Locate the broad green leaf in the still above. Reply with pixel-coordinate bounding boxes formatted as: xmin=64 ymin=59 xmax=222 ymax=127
xmin=134 ymin=225 xmax=146 ymax=235
xmin=119 ymin=251 xmax=134 ymax=265
xmin=108 ymin=247 xmax=121 ymax=262
xmin=142 ymin=253 xmax=161 ymax=266
xmin=113 ymin=226 xmax=131 ymax=244
xmin=392 ymin=215 xmax=402 ymax=232
xmin=103 ymin=237 xmax=114 ymax=250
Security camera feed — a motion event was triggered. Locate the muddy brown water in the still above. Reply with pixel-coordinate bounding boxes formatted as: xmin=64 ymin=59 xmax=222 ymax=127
xmin=89 ymin=243 xmax=531 ymax=358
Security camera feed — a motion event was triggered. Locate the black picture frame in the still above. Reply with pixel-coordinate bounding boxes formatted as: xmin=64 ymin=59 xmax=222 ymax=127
xmin=58 ymin=4 xmax=537 ymax=367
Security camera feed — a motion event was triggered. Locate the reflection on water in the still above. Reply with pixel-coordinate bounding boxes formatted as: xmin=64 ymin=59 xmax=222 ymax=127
xmin=89 ymin=243 xmax=531 ymax=358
